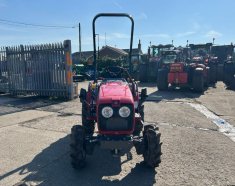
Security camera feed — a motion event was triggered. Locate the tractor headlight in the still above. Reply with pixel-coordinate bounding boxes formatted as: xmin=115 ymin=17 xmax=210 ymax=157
xmin=102 ymin=106 xmax=113 ymax=118
xmin=119 ymin=106 xmax=131 ymax=118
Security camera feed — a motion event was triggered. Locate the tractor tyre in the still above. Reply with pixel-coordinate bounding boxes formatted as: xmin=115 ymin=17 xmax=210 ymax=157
xmin=133 ymin=120 xmax=144 ymax=136
xmin=133 ymin=105 xmax=144 ymax=136
xmin=70 ymin=125 xmax=86 ymax=169
xmin=143 ymin=124 xmax=162 ymax=168
xmin=157 ymin=69 xmax=168 ymax=91
xmin=82 ymin=102 xmax=95 ymax=136
xmin=209 ymin=64 xmax=217 ymax=84
xmin=204 ymin=67 xmax=210 ymax=87
xmin=139 ymin=64 xmax=148 ymax=82
xmin=224 ymin=62 xmax=234 ymax=88
xmin=216 ymin=64 xmax=224 ymax=81
xmin=231 ymin=78 xmax=235 ymax=90
xmin=193 ymin=69 xmax=204 ymax=92
xmin=139 ymin=104 xmax=145 ymax=121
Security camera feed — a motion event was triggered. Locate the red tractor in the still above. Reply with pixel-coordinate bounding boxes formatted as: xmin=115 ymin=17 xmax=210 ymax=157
xmin=157 ymin=49 xmax=209 ymax=92
xmin=70 ymin=13 xmax=162 ymax=169
xmin=189 ymin=43 xmax=215 ymax=84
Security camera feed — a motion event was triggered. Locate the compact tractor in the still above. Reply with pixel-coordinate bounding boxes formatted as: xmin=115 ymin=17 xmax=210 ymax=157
xmin=70 ymin=13 xmax=162 ymax=169
xmin=157 ymin=49 xmax=209 ymax=92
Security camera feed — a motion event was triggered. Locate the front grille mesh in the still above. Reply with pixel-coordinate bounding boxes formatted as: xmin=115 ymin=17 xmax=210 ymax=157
xmin=106 ymin=117 xmax=128 ymax=130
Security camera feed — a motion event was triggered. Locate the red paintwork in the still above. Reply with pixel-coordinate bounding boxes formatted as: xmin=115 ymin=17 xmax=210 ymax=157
xmin=98 ymin=124 xmax=136 ymax=135
xmin=168 ymin=72 xmax=188 ymax=84
xmin=168 ymin=63 xmax=188 ymax=84
xmin=170 ymin=63 xmax=184 ymax=73
xmin=97 ymin=81 xmax=134 ymax=105
xmin=96 ymin=81 xmax=136 ymax=135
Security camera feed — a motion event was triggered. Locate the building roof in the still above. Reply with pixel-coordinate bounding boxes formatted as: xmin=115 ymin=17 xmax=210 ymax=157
xmin=123 ymin=48 xmax=143 ymax=55
xmin=72 ymin=41 xmax=142 ymax=63
xmin=104 ymin=46 xmax=128 ymax=55
xmin=72 ymin=51 xmax=93 ymax=59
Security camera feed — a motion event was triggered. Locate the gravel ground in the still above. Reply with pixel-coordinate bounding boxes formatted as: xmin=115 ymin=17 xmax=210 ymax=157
xmin=0 ymin=81 xmax=234 ymax=186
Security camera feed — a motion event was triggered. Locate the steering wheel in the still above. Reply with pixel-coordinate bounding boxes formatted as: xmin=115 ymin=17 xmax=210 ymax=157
xmin=105 ymin=66 xmax=124 ymax=78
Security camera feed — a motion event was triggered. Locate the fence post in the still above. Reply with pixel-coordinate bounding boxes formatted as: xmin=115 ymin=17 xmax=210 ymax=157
xmin=20 ymin=45 xmax=27 ymax=92
xmin=64 ymin=40 xmax=73 ymax=100
xmin=5 ymin=47 xmax=11 ymax=93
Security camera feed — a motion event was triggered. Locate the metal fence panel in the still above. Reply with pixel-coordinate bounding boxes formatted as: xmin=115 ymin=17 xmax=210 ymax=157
xmin=0 ymin=40 xmax=73 ymax=99
xmin=0 ymin=47 xmax=8 ymax=93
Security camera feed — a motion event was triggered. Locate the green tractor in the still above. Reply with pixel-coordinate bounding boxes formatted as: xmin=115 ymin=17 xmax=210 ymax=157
xmin=73 ymin=64 xmax=86 ymax=82
xmin=139 ymin=44 xmax=173 ymax=83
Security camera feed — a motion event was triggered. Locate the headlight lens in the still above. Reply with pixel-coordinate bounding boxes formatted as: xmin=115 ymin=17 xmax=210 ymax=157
xmin=119 ymin=106 xmax=131 ymax=118
xmin=102 ymin=106 xmax=113 ymax=118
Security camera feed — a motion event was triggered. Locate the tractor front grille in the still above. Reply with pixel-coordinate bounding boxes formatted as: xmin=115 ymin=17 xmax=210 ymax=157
xmin=98 ymin=104 xmax=133 ymax=132
xmin=106 ymin=117 xmax=128 ymax=130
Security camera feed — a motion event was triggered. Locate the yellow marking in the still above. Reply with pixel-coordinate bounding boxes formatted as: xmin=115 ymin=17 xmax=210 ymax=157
xmin=91 ymin=83 xmax=96 ymax=89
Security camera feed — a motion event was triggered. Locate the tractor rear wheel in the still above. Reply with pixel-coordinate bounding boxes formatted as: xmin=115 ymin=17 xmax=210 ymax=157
xmin=204 ymin=67 xmax=210 ymax=87
xmin=193 ymin=69 xmax=204 ymax=92
xmin=139 ymin=64 xmax=148 ymax=82
xmin=143 ymin=124 xmax=162 ymax=167
xmin=224 ymin=62 xmax=235 ymax=89
xmin=216 ymin=63 xmax=224 ymax=81
xmin=70 ymin=125 xmax=86 ymax=169
xmin=209 ymin=64 xmax=217 ymax=84
xmin=82 ymin=102 xmax=95 ymax=136
xmin=157 ymin=69 xmax=168 ymax=91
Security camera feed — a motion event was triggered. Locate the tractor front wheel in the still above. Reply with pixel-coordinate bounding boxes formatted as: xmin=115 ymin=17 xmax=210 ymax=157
xmin=143 ymin=124 xmax=162 ymax=167
xmin=157 ymin=69 xmax=168 ymax=91
xmin=133 ymin=105 xmax=144 ymax=136
xmin=70 ymin=125 xmax=86 ymax=169
xmin=82 ymin=102 xmax=95 ymax=136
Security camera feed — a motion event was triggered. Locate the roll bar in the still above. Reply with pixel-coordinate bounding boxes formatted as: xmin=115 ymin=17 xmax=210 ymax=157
xmin=92 ymin=13 xmax=134 ymax=82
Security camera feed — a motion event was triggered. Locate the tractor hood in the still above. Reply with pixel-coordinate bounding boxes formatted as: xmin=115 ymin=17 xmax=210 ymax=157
xmin=98 ymin=81 xmax=134 ymax=104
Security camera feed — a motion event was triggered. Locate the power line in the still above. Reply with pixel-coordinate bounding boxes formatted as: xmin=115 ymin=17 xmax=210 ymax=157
xmin=0 ymin=18 xmax=77 ymax=29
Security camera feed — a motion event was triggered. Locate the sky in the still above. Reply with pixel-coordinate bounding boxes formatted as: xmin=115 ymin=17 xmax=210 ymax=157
xmin=0 ymin=0 xmax=235 ymax=53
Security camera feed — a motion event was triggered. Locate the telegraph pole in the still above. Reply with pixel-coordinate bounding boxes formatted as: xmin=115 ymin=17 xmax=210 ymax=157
xmin=105 ymin=32 xmax=107 ymax=46
xmin=79 ymin=23 xmax=82 ymax=60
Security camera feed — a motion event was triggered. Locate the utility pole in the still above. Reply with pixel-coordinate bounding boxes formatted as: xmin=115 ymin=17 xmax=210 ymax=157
xmin=105 ymin=32 xmax=107 ymax=46
xmin=79 ymin=23 xmax=82 ymax=60
xmin=213 ymin=38 xmax=215 ymax=45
